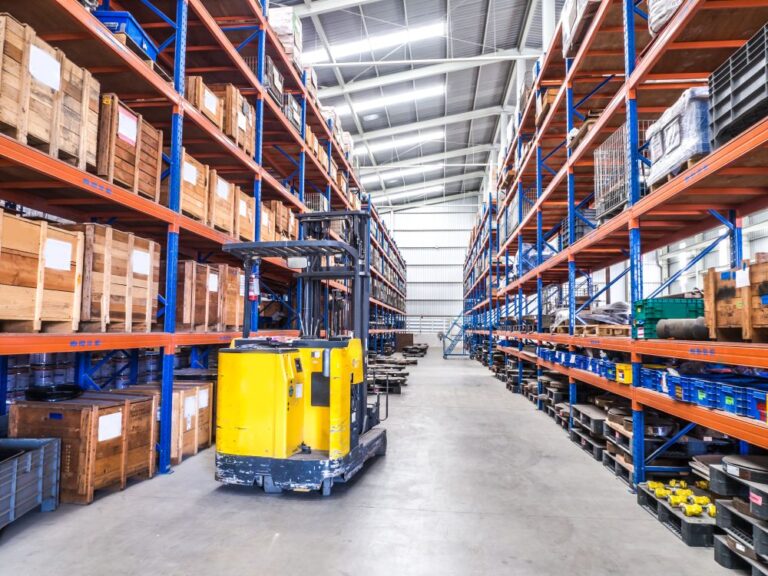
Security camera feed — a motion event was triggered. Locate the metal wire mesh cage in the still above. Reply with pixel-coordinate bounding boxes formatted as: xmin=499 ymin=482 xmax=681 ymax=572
xmin=594 ymin=120 xmax=653 ymax=221
xmin=304 ymin=192 xmax=329 ymax=212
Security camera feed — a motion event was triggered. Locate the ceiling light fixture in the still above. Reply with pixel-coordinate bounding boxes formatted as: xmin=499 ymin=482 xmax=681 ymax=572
xmin=360 ymin=164 xmax=445 ymax=185
xmin=303 ymin=21 xmax=446 ymax=65
xmin=374 ymin=185 xmax=446 ymax=203
xmin=337 ymin=84 xmax=445 ymax=116
xmin=354 ymin=129 xmax=445 ymax=157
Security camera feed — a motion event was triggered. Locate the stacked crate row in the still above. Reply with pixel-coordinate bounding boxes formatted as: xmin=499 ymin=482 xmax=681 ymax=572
xmin=8 ymin=380 xmax=213 ymax=504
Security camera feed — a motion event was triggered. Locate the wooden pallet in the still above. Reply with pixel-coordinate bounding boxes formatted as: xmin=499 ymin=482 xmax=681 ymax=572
xmin=650 ymin=154 xmax=706 ymax=192
xmin=574 ymin=324 xmax=631 ymax=337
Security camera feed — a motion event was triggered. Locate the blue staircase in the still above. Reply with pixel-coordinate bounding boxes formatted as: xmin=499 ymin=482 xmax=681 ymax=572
xmin=442 ymin=314 xmax=467 ymax=359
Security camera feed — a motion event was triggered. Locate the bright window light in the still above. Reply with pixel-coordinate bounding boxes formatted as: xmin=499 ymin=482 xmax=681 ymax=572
xmin=361 ymin=164 xmax=444 ymax=185
xmin=337 ymin=84 xmax=445 ymax=116
xmin=304 ymin=22 xmax=446 ymax=65
xmin=375 ymin=185 xmax=445 ymax=203
xmin=354 ymin=129 xmax=445 ymax=157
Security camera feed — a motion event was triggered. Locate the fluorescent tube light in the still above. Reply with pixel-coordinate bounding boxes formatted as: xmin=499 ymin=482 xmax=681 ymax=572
xmin=337 ymin=84 xmax=445 ymax=116
xmin=374 ymin=185 xmax=445 ymax=203
xmin=360 ymin=164 xmax=444 ymax=185
xmin=354 ymin=129 xmax=445 ymax=157
xmin=304 ymin=22 xmax=446 ymax=65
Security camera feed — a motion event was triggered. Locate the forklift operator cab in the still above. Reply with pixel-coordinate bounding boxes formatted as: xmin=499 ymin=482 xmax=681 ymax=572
xmin=215 ymin=211 xmax=387 ymax=496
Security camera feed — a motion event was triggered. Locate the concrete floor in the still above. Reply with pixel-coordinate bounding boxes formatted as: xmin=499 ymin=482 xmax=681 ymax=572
xmin=1 ymin=337 xmax=727 ymax=575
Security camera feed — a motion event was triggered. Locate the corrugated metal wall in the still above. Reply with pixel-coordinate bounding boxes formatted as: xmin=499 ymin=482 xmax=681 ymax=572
xmin=382 ymin=202 xmax=479 ymax=331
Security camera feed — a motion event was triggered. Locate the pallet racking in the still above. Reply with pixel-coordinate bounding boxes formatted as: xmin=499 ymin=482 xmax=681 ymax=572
xmin=463 ymin=0 xmax=768 ymax=484
xmin=0 ymin=0 xmax=406 ymax=473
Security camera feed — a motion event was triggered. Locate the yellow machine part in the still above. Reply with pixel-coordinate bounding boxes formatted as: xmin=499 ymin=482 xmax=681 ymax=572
xmin=707 ymin=503 xmax=717 ymax=518
xmin=681 ymin=503 xmax=703 ymax=517
xmin=688 ymin=495 xmax=711 ymax=506
xmin=654 ymin=487 xmax=672 ymax=499
xmin=216 ymin=348 xmax=305 ymax=459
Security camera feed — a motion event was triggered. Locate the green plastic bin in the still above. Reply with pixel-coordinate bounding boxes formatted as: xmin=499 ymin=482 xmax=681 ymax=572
xmin=632 ymin=298 xmax=704 ymax=339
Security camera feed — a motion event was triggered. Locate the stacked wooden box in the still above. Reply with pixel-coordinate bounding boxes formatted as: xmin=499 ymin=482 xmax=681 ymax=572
xmin=122 ymin=381 xmax=214 ymax=465
xmin=9 ymin=391 xmax=155 ymax=504
xmin=0 ymin=209 xmax=83 ymax=332
xmin=63 ymin=223 xmax=160 ymax=333
xmin=210 ymin=83 xmax=256 ymax=158
xmin=0 ymin=13 xmax=100 ymax=170
xmin=96 ymin=93 xmax=163 ymax=202
xmin=185 ymin=76 xmax=224 ymax=130
xmin=705 ymin=255 xmax=768 ymax=342
xmin=173 ymin=261 xmax=244 ymax=332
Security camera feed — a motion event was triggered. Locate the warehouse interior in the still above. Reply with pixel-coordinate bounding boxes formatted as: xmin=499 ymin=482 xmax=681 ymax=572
xmin=2 ymin=1 xmax=768 ymax=575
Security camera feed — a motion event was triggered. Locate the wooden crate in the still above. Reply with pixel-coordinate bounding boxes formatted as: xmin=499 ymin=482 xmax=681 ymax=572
xmin=96 ymin=93 xmax=163 ymax=202
xmin=9 ymin=397 xmax=129 ymax=504
xmin=210 ymin=83 xmax=255 ymax=157
xmin=234 ymin=187 xmax=255 ymax=241
xmin=260 ymin=201 xmax=275 ymax=241
xmin=219 ymin=263 xmax=243 ymax=331
xmin=175 ymin=381 xmax=214 ymax=453
xmin=84 ymin=391 xmax=156 ymax=479
xmin=62 ymin=223 xmax=160 ymax=333
xmin=160 ymin=149 xmax=209 ymax=221
xmin=705 ymin=259 xmax=768 ymax=342
xmin=176 ymin=261 xmax=221 ymax=331
xmin=122 ymin=385 xmax=191 ymax=465
xmin=0 ymin=209 xmax=83 ymax=332
xmin=185 ymin=76 xmax=224 ymax=129
xmin=207 ymin=170 xmax=235 ymax=234
xmin=0 ymin=14 xmax=99 ymax=170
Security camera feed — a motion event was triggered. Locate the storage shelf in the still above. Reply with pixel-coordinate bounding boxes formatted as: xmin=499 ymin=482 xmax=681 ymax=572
xmin=466 ymin=0 xmax=768 ymax=483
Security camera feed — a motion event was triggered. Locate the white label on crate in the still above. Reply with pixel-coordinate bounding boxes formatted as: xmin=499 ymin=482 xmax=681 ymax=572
xmin=184 ymin=396 xmax=196 ymax=431
xmin=660 ymin=372 xmax=668 ymax=393
xmin=183 ymin=161 xmax=198 ymax=184
xmin=736 ymin=543 xmax=746 ymax=553
xmin=736 ymin=268 xmax=751 ymax=288
xmin=263 ymin=212 xmax=270 ymax=227
xmin=295 ymin=383 xmax=303 ymax=399
xmin=44 ymin=238 xmax=72 ymax=271
xmin=725 ymin=463 xmax=740 ymax=476
xmin=208 ymin=272 xmax=219 ymax=293
xmin=29 ymin=45 xmax=61 ymax=91
xmin=131 ymin=249 xmax=151 ymax=276
xmin=199 ymin=388 xmax=209 ymax=409
xmin=239 ymin=273 xmax=245 ymax=297
xmin=216 ymin=176 xmax=230 ymax=199
xmin=203 ymin=87 xmax=218 ymax=114
xmin=117 ymin=106 xmax=138 ymax=146
xmin=98 ymin=412 xmax=123 ymax=442
xmin=237 ymin=110 xmax=247 ymax=131
xmin=239 ymin=199 xmax=248 ymax=217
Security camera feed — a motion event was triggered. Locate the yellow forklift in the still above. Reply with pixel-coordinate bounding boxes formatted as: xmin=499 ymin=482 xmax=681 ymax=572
xmin=215 ymin=211 xmax=386 ymax=495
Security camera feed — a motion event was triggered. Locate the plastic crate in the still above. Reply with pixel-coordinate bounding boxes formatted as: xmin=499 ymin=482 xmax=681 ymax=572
xmin=690 ymin=378 xmax=718 ymax=409
xmin=93 ymin=10 xmax=159 ymax=62
xmin=603 ymin=362 xmax=616 ymax=381
xmin=709 ymin=24 xmax=768 ymax=149
xmin=641 ymin=368 xmax=664 ymax=392
xmin=667 ymin=374 xmax=694 ymax=403
xmin=616 ymin=363 xmax=633 ymax=384
xmin=748 ymin=389 xmax=767 ymax=421
xmin=632 ymin=298 xmax=704 ymax=339
xmin=718 ymin=384 xmax=749 ymax=415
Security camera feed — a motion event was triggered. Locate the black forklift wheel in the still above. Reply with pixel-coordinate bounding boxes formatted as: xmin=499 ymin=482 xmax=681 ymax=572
xmin=321 ymin=478 xmax=333 ymax=496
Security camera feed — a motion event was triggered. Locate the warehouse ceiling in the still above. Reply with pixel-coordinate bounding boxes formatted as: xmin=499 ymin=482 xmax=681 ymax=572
xmin=271 ymin=0 xmax=555 ymax=208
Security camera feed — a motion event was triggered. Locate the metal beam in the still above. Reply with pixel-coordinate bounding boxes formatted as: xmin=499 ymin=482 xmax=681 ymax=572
xmin=354 ymin=107 xmax=506 ymax=143
xmin=294 ymin=0 xmax=382 ymax=18
xmin=372 ymin=171 xmax=487 ymax=196
xmin=317 ymin=50 xmax=540 ymax=98
xmin=359 ymin=145 xmax=494 ymax=172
